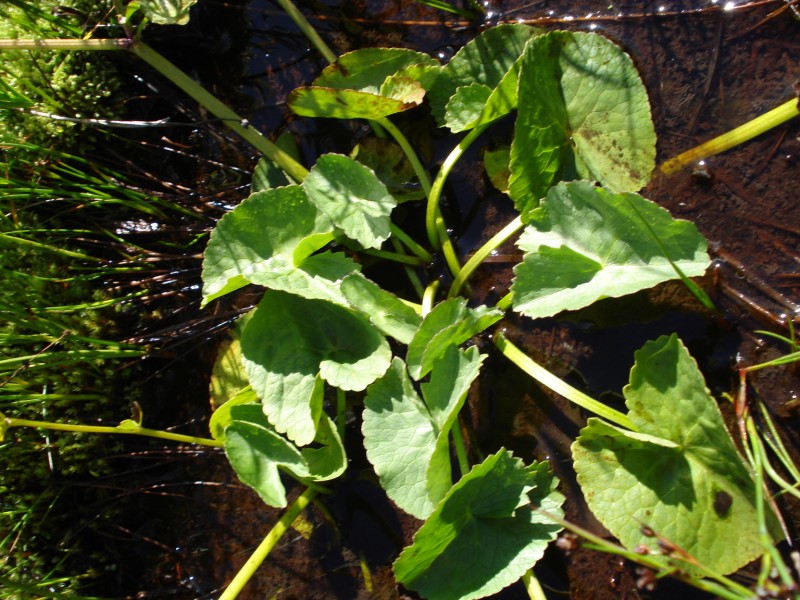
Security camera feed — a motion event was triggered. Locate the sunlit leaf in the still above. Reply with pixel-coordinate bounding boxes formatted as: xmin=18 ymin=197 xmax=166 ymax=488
xmin=241 ymin=291 xmax=391 ymax=445
xmin=394 ymin=450 xmax=564 ymax=600
xmin=573 ymin=335 xmax=778 ymax=574
xmin=509 ymin=31 xmax=656 ymax=214
xmin=407 ymin=298 xmax=502 ymax=380
xmin=201 ymin=186 xmax=333 ymax=305
xmin=139 ymin=0 xmax=198 ymax=25
xmin=362 ymin=347 xmax=483 ymax=518
xmin=340 ymin=275 xmax=421 ymax=344
xmin=511 ymin=181 xmax=709 ymax=319
xmin=303 ymin=154 xmax=396 ymax=249
xmin=424 ymin=24 xmax=541 ymax=128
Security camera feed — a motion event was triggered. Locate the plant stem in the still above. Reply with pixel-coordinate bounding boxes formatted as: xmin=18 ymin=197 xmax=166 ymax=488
xmin=450 ymin=421 xmax=470 ymax=478
xmin=377 ymin=117 xmax=433 ymax=196
xmin=362 ymin=248 xmax=423 ymax=266
xmin=390 ymin=224 xmax=433 ymax=263
xmin=521 ymin=570 xmax=547 ymax=600
xmin=128 ymin=41 xmax=310 ymax=183
xmin=493 ymin=333 xmax=635 ymax=431
xmin=0 ymin=38 xmax=311 ymax=183
xmin=426 ymin=124 xmax=489 ymax=249
xmin=4 ymin=417 xmax=224 ymax=448
xmin=422 ymin=279 xmax=440 ymax=317
xmin=659 ymin=97 xmax=800 ymax=174
xmin=273 ymin=0 xmax=337 ymax=63
xmin=448 ymin=215 xmax=523 ymax=298
xmin=219 ymin=487 xmax=317 ymax=600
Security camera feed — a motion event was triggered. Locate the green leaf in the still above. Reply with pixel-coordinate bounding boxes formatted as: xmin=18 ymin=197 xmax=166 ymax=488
xmin=572 ymin=335 xmax=775 ymax=574
xmin=209 ymin=313 xmax=252 ymax=409
xmin=424 ymin=24 xmax=541 ymax=127
xmin=407 ymin=298 xmax=503 ymax=380
xmin=351 ymin=138 xmax=417 ymax=194
xmin=443 ymin=83 xmax=492 ymax=132
xmin=241 ymin=290 xmax=391 ymax=445
xmin=139 ymin=0 xmax=199 ymax=24
xmin=303 ymin=154 xmax=397 ymax=249
xmin=511 ymin=181 xmax=709 ymax=319
xmin=251 ymin=156 xmax=289 ymax=192
xmin=314 ymin=48 xmax=439 ymax=93
xmin=509 ymin=31 xmax=656 ymax=213
xmin=340 ymin=275 xmax=421 ymax=344
xmin=209 ymin=387 xmax=258 ymax=441
xmin=483 ymin=146 xmax=511 ymax=193
xmin=301 ymin=412 xmax=347 ymax=482
xmin=0 ymin=411 xmax=6 ymax=441
xmin=288 ymin=87 xmax=423 ymax=120
xmin=394 ymin=450 xmax=564 ymax=600
xmin=362 ymin=347 xmax=484 ymax=518
xmin=201 ymin=186 xmax=333 ymax=305
xmin=225 ymin=404 xmax=308 ymax=508
xmin=249 ymin=251 xmax=361 ymax=306
xmin=288 ymin=48 xmax=437 ymax=120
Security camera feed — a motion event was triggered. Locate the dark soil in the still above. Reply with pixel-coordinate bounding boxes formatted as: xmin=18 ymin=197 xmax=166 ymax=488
xmin=77 ymin=1 xmax=799 ymax=598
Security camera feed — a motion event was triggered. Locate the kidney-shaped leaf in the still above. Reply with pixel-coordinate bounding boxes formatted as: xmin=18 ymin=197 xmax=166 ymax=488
xmin=509 ymin=31 xmax=656 ymax=213
xmin=362 ymin=347 xmax=483 ymax=518
xmin=314 ymin=48 xmax=439 ymax=93
xmin=573 ymin=335 xmax=776 ymax=574
xmin=303 ymin=154 xmax=397 ymax=249
xmin=201 ymin=186 xmax=333 ymax=305
xmin=140 ymin=0 xmax=198 ymax=24
xmin=407 ymin=298 xmax=503 ymax=380
xmin=241 ymin=290 xmax=391 ymax=445
xmin=511 ymin=181 xmax=709 ymax=319
xmin=394 ymin=450 xmax=564 ymax=600
xmin=340 ymin=275 xmax=421 ymax=344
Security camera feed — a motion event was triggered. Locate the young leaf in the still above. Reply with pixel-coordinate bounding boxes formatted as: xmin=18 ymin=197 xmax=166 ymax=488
xmin=303 ymin=154 xmax=397 ymax=249
xmin=241 ymin=290 xmax=391 ymax=445
xmin=407 ymin=298 xmax=503 ymax=380
xmin=201 ymin=186 xmax=333 ymax=305
xmin=573 ymin=335 xmax=776 ymax=574
xmin=424 ymin=24 xmax=541 ymax=127
xmin=362 ymin=347 xmax=484 ymax=518
xmin=288 ymin=87 xmax=424 ymax=121
xmin=511 ymin=181 xmax=709 ymax=319
xmin=394 ymin=450 xmax=564 ymax=600
xmin=509 ymin=31 xmax=656 ymax=213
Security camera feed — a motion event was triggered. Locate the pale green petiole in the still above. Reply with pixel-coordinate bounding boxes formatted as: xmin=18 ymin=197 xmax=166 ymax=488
xmin=448 ymin=215 xmax=523 ymax=299
xmin=660 ymin=97 xmax=800 ymax=175
xmin=2 ymin=416 xmax=224 ymax=448
xmin=493 ymin=333 xmax=635 ymax=431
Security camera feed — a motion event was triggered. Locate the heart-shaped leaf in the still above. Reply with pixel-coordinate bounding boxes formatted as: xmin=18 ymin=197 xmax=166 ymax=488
xmin=573 ymin=335 xmax=777 ymax=574
xmin=509 ymin=31 xmax=656 ymax=214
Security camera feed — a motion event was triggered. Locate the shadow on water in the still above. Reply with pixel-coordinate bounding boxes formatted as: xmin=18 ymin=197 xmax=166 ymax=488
xmin=64 ymin=0 xmax=800 ymax=597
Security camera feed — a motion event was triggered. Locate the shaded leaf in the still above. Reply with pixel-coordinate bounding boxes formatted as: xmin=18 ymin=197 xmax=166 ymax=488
xmin=511 ymin=181 xmax=709 ymax=319
xmin=573 ymin=335 xmax=776 ymax=574
xmin=394 ymin=450 xmax=564 ymax=600
xmin=483 ymin=145 xmax=511 ymax=193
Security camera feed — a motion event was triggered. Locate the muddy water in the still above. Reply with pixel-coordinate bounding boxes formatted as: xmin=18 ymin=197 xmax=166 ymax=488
xmin=97 ymin=1 xmax=800 ymax=598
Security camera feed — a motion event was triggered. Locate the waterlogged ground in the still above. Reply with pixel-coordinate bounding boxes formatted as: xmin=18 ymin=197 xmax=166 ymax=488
xmin=95 ymin=0 xmax=799 ymax=598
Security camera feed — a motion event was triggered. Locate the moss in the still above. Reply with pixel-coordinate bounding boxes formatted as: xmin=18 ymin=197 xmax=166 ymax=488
xmin=0 ymin=0 xmax=120 ymax=150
